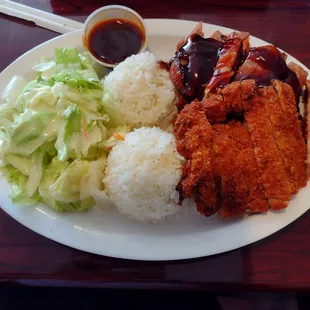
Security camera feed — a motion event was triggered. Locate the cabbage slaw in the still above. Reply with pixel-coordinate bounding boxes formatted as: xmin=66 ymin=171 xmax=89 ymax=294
xmin=0 ymin=47 xmax=130 ymax=212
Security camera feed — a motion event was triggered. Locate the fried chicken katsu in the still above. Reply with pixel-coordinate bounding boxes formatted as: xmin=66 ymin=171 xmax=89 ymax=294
xmin=174 ymin=102 xmax=218 ymax=216
xmin=170 ymin=23 xmax=309 ymax=218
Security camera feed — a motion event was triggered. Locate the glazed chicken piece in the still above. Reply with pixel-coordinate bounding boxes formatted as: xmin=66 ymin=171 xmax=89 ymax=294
xmin=169 ymin=23 xmax=249 ymax=109
xmin=171 ymin=24 xmax=308 ymax=113
xmin=196 ymin=45 xmax=307 ymax=120
xmin=169 ymin=33 xmax=222 ymax=104
xmin=176 ymin=21 xmax=204 ymax=50
xmin=204 ymin=31 xmax=250 ymax=95
xmin=170 ymin=22 xmax=206 ymax=108
xmin=234 ymin=45 xmax=306 ymax=101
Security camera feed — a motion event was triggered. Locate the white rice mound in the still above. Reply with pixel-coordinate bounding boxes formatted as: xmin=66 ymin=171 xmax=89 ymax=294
xmin=103 ymin=127 xmax=184 ymax=223
xmin=103 ymin=52 xmax=177 ymax=128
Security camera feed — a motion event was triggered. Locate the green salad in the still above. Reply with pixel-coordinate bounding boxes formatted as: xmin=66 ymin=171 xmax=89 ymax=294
xmin=0 ymin=47 xmax=129 ymax=212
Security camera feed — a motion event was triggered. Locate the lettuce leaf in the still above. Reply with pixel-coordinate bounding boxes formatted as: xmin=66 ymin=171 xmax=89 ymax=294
xmin=0 ymin=47 xmax=125 ymax=212
xmin=2 ymin=75 xmax=28 ymax=106
xmin=1 ymin=110 xmax=58 ymax=156
xmin=80 ymin=158 xmax=109 ymax=208
xmin=49 ymin=159 xmax=107 ymax=209
xmin=101 ymin=91 xmax=125 ymax=127
xmin=55 ymin=47 xmax=80 ymax=65
xmin=50 ymin=69 xmax=103 ymax=90
xmin=55 ymin=105 xmax=104 ymax=161
xmin=1 ymin=165 xmax=40 ymax=205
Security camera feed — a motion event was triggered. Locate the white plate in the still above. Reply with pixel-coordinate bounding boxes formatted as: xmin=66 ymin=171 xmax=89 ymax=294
xmin=1 ymin=19 xmax=310 ymax=261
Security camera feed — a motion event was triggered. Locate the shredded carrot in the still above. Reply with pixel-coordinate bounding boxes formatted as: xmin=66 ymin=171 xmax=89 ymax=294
xmin=113 ymin=132 xmax=125 ymax=141
xmin=82 ymin=117 xmax=88 ymax=141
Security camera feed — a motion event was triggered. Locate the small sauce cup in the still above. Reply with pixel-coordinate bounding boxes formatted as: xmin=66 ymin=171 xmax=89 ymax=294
xmin=83 ymin=5 xmax=148 ymax=68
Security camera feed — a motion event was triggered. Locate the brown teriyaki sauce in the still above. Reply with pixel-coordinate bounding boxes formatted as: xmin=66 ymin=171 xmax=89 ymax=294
xmin=87 ymin=18 xmax=145 ymax=65
xmin=235 ymin=46 xmax=301 ymax=99
xmin=169 ymin=34 xmax=223 ymax=101
xmin=170 ymin=36 xmax=301 ymax=104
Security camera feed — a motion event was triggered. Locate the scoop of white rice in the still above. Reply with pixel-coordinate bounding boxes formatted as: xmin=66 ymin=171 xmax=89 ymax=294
xmin=103 ymin=52 xmax=177 ymax=128
xmin=103 ymin=127 xmax=184 ymax=223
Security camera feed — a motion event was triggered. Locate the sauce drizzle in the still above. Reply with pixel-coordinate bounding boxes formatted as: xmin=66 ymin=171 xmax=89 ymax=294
xmin=170 ymin=34 xmax=223 ymax=101
xmin=235 ymin=46 xmax=300 ymax=98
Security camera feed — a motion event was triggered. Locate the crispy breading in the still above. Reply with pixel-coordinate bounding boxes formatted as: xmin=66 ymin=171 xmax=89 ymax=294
xmin=240 ymin=80 xmax=257 ymax=108
xmin=212 ymin=124 xmax=249 ymax=218
xmin=173 ymin=78 xmax=307 ymax=216
xmin=193 ymin=150 xmax=218 ymax=216
xmin=200 ymin=95 xmax=226 ymax=123
xmin=174 ymin=102 xmax=212 ymax=157
xmin=225 ymin=121 xmax=269 ymax=213
xmin=222 ymin=80 xmax=255 ymax=114
xmin=195 ymin=80 xmax=256 ymax=123
xmin=272 ymin=80 xmax=307 ymax=188
xmin=199 ymin=80 xmax=256 ymax=123
xmin=221 ymin=81 xmax=241 ymax=114
xmin=258 ymin=86 xmax=299 ymax=193
xmin=245 ymin=93 xmax=294 ymax=210
xmin=173 ymin=102 xmax=218 ymax=215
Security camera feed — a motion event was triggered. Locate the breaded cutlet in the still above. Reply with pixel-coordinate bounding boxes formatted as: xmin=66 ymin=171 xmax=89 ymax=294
xmin=258 ymin=85 xmax=299 ymax=194
xmin=225 ymin=120 xmax=269 ymax=213
xmin=212 ymin=123 xmax=249 ymax=218
xmin=173 ymin=102 xmax=218 ymax=215
xmin=272 ymin=80 xmax=307 ymax=189
xmin=245 ymin=92 xmax=294 ymax=210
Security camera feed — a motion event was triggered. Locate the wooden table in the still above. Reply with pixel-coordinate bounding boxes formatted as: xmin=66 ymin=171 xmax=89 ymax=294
xmin=1 ymin=0 xmax=310 ymax=291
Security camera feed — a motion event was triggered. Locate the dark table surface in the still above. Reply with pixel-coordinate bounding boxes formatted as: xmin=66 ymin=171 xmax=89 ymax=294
xmin=1 ymin=0 xmax=310 ymax=291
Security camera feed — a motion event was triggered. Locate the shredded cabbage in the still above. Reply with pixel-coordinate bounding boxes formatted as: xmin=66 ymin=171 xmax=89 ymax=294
xmin=0 ymin=47 xmax=120 ymax=212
